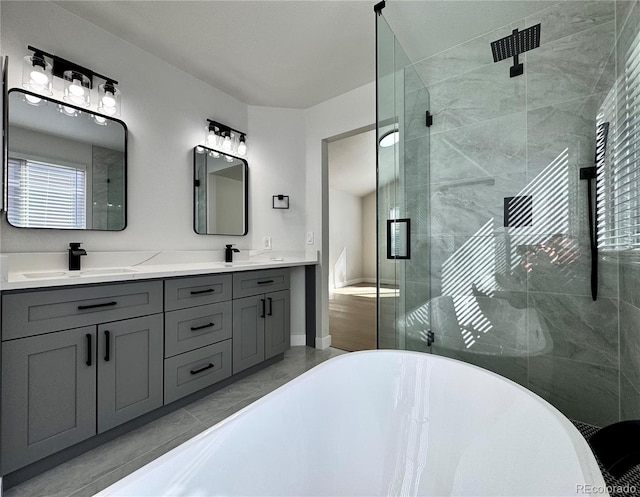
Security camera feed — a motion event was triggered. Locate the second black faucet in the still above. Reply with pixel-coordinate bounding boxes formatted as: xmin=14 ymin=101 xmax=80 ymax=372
xmin=224 ymin=244 xmax=240 ymax=263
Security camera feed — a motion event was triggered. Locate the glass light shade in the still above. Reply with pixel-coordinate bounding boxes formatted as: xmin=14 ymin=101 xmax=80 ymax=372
xmin=22 ymin=55 xmax=53 ymax=96
xmin=222 ymin=132 xmax=232 ymax=152
xmin=205 ymin=127 xmax=219 ymax=148
xmin=63 ymin=71 xmax=91 ymax=107
xmin=237 ymin=135 xmax=248 ymax=156
xmin=98 ymin=81 xmax=121 ymax=117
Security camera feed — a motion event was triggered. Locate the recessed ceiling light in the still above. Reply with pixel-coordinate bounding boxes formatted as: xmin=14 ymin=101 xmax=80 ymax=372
xmin=379 ymin=129 xmax=399 ymax=148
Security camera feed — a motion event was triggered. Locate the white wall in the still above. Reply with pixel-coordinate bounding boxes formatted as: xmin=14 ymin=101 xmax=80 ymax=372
xmin=304 ymin=81 xmax=375 ymax=347
xmin=328 ymin=188 xmax=362 ymax=289
xmin=0 ymin=2 xmax=305 ymax=255
xmin=247 ymin=106 xmax=306 ymax=252
xmin=362 ymin=191 xmax=376 ymax=281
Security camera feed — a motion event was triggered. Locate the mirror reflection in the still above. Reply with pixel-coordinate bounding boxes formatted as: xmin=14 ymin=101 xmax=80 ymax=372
xmin=6 ymin=89 xmax=126 ymax=230
xmin=194 ymin=146 xmax=247 ymax=235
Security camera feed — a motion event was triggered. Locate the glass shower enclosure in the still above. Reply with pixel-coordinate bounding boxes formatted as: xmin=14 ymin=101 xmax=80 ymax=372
xmin=376 ymin=0 xmax=640 ymax=427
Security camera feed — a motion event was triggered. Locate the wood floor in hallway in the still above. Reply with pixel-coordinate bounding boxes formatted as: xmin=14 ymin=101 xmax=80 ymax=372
xmin=329 ymin=283 xmax=378 ymax=352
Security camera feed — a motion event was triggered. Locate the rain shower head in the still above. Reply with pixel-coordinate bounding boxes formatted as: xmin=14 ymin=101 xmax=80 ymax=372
xmin=490 ymin=23 xmax=541 ymax=77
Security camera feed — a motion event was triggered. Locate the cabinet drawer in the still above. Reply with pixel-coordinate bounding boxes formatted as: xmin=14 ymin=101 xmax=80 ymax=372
xmin=165 ymin=301 xmax=232 ymax=358
xmin=164 ymin=274 xmax=232 ymax=311
xmin=232 ymin=269 xmax=290 ymax=299
xmin=164 ymin=340 xmax=232 ymax=404
xmin=2 ymin=281 xmax=163 ymax=340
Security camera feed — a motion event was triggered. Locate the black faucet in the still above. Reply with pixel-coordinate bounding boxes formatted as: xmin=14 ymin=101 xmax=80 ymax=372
xmin=224 ymin=244 xmax=240 ymax=263
xmin=68 ymin=242 xmax=87 ymax=271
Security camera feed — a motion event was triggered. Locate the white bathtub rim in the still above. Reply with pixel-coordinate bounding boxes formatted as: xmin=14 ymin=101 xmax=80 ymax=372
xmin=95 ymin=350 xmax=607 ymax=496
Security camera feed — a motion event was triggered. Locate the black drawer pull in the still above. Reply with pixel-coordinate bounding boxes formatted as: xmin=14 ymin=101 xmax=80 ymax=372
xmin=190 ymin=363 xmax=214 ymax=375
xmin=261 ymin=298 xmax=265 ymax=318
xmin=104 ymin=330 xmax=111 ymax=362
xmin=190 ymin=322 xmax=215 ymax=331
xmin=190 ymin=288 xmax=215 ymax=295
xmin=78 ymin=301 xmax=117 ymax=310
xmin=257 ymin=279 xmax=274 ymax=285
xmin=86 ymin=334 xmax=92 ymax=367
xmin=268 ymin=297 xmax=273 ymax=316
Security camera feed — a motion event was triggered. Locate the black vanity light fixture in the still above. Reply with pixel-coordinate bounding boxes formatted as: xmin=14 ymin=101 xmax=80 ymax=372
xmin=272 ymin=195 xmax=289 ymax=209
xmin=22 ymin=46 xmax=121 ymax=116
xmin=205 ymin=119 xmax=248 ymax=158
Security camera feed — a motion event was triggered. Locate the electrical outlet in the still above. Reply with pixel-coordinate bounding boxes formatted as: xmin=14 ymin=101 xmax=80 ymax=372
xmin=263 ymin=236 xmax=272 ymax=250
xmin=306 ymin=232 xmax=314 ymax=245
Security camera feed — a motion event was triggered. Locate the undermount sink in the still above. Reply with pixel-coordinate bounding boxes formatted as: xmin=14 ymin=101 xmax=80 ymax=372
xmin=80 ymin=268 xmax=138 ymax=276
xmin=22 ymin=271 xmax=68 ymax=279
xmin=22 ymin=268 xmax=138 ymax=279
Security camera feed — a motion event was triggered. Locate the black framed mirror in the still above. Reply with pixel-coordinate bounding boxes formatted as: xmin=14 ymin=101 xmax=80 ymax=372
xmin=6 ymin=88 xmax=127 ymax=230
xmin=194 ymin=145 xmax=248 ymax=235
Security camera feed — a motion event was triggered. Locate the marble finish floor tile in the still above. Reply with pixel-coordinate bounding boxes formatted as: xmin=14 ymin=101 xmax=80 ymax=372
xmin=4 ymin=346 xmax=345 ymax=497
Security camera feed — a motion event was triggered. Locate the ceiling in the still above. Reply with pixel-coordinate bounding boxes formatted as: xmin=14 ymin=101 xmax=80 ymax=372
xmin=54 ymin=0 xmax=552 ymax=109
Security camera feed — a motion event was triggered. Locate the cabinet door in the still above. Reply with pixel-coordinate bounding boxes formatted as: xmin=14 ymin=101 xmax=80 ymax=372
xmin=232 ymin=295 xmax=265 ymax=374
xmin=97 ymin=314 xmax=163 ymax=433
xmin=1 ymin=327 xmax=96 ymax=473
xmin=265 ymin=290 xmax=290 ymax=360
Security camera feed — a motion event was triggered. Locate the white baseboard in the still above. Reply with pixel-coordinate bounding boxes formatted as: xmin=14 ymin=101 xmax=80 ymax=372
xmin=315 ymin=335 xmax=332 ymax=350
xmin=291 ymin=334 xmax=306 ymax=347
xmin=333 ymin=277 xmax=377 ymax=289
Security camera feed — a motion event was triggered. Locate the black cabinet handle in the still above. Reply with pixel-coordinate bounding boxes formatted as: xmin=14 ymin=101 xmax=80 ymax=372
xmin=190 ymin=363 xmax=214 ymax=375
xmin=257 ymin=280 xmax=274 ymax=285
xmin=261 ymin=298 xmax=265 ymax=318
xmin=267 ymin=297 xmax=273 ymax=316
xmin=190 ymin=322 xmax=215 ymax=331
xmin=85 ymin=333 xmax=92 ymax=366
xmin=190 ymin=288 xmax=215 ymax=295
xmin=78 ymin=301 xmax=117 ymax=310
xmin=104 ymin=330 xmax=111 ymax=362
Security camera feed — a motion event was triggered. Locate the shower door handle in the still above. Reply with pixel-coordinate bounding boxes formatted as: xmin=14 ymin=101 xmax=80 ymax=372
xmin=386 ymin=218 xmax=411 ymax=260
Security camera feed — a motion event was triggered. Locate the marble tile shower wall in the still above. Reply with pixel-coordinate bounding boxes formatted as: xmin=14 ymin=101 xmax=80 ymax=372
xmin=405 ymin=0 xmax=639 ymax=426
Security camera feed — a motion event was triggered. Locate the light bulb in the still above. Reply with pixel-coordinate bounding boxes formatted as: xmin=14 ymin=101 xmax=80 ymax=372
xmin=30 ymin=67 xmax=49 ymax=86
xmin=196 ymin=146 xmax=205 ymax=154
xmin=25 ymin=94 xmax=42 ymax=105
xmin=58 ymin=105 xmax=79 ymax=117
xmin=69 ymin=79 xmax=85 ymax=97
xmin=224 ymin=155 xmax=234 ymax=163
xmin=102 ymin=106 xmax=116 ymax=116
xmin=237 ymin=139 xmax=247 ymax=157
xmin=209 ymin=151 xmax=220 ymax=158
xmin=93 ymin=115 xmax=107 ymax=125
xmin=101 ymin=92 xmax=116 ymax=108
xmin=206 ymin=131 xmax=217 ymax=146
xmin=222 ymin=133 xmax=232 ymax=151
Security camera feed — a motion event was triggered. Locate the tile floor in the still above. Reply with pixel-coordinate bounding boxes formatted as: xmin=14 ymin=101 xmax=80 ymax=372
xmin=5 ymin=346 xmax=346 ymax=497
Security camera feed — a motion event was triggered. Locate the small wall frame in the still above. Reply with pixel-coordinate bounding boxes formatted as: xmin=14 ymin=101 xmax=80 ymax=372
xmin=272 ymin=195 xmax=289 ymax=209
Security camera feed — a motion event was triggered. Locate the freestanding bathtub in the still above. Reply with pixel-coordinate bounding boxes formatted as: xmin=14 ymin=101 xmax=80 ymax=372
xmin=96 ymin=350 xmax=607 ymax=496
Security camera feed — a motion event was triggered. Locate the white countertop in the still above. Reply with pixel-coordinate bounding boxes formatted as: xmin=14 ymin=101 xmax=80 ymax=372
xmin=0 ymin=250 xmax=318 ymax=291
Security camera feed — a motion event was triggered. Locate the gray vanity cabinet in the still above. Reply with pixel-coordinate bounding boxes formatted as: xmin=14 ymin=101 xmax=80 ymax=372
xmin=97 ymin=314 xmax=164 ymax=433
xmin=264 ymin=290 xmax=290 ymax=360
xmin=1 ymin=327 xmax=97 ymax=474
xmin=232 ymin=269 xmax=291 ymax=374
xmin=232 ymin=295 xmax=267 ymax=374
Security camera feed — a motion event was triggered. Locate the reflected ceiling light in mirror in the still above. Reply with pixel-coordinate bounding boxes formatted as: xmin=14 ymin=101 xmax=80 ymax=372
xmin=23 ymin=93 xmax=46 ymax=106
xmin=24 ymin=45 xmax=122 ymax=115
xmin=92 ymin=114 xmax=108 ymax=126
xmin=57 ymin=104 xmax=80 ymax=117
xmin=379 ymin=129 xmax=399 ymax=148
xmin=195 ymin=146 xmax=206 ymax=154
xmin=98 ymin=80 xmax=121 ymax=117
xmin=22 ymin=51 xmax=53 ymax=95
xmin=209 ymin=150 xmax=220 ymax=158
xmin=224 ymin=154 xmax=234 ymax=163
xmin=204 ymin=119 xmax=248 ymax=157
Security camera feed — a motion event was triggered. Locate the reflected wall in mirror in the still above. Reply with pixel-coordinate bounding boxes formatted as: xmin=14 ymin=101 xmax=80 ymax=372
xmin=194 ymin=146 xmax=247 ymax=235
xmin=6 ymin=88 xmax=127 ymax=230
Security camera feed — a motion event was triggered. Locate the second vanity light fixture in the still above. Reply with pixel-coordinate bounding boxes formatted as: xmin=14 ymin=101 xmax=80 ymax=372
xmin=205 ymin=119 xmax=248 ymax=158
xmin=22 ymin=45 xmax=122 ymax=116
